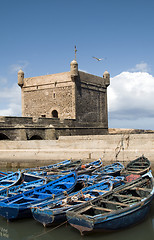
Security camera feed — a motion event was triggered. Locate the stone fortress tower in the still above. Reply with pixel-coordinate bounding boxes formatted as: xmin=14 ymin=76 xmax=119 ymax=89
xmin=18 ymin=56 xmax=110 ymax=127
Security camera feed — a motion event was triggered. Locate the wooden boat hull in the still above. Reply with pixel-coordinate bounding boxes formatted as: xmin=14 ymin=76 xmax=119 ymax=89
xmin=66 ymin=172 xmax=154 ymax=235
xmin=93 ymin=162 xmax=124 ymax=177
xmin=31 ymin=177 xmax=126 ymax=227
xmin=124 ymin=155 xmax=151 ymax=175
xmin=67 ymin=196 xmax=153 ymax=234
xmin=102 ymin=162 xmax=124 ymax=177
xmin=0 ymin=171 xmax=22 ymax=191
xmin=31 ymin=179 xmax=115 ymax=227
xmin=0 ymin=172 xmax=77 ymax=221
xmin=32 ymin=208 xmax=67 ymax=227
xmin=77 ymin=160 xmax=102 ymax=175
xmin=0 ymin=204 xmax=32 ymax=220
xmin=0 ymin=178 xmax=47 ymax=199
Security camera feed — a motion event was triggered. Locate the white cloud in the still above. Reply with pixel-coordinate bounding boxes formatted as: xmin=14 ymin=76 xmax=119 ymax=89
xmin=0 ymin=104 xmax=21 ymax=116
xmin=0 ymin=84 xmax=21 ymax=116
xmin=129 ymin=62 xmax=151 ymax=72
xmin=108 ymin=71 xmax=154 ymax=129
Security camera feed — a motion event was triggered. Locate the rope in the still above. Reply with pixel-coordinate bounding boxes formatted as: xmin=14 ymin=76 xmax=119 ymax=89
xmin=29 ymin=220 xmax=69 ymax=239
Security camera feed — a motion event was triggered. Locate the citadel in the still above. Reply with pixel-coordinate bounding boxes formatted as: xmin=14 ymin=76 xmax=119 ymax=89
xmin=0 ymin=57 xmax=110 ymax=141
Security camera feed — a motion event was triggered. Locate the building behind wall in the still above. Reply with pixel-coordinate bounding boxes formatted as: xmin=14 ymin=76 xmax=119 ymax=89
xmin=18 ymin=59 xmax=110 ymax=128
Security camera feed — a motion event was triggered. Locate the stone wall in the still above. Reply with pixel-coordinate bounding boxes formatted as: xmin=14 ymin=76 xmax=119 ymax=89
xmin=23 ymin=85 xmax=74 ymax=119
xmin=19 ymin=70 xmax=109 ymax=126
xmin=75 ymin=72 xmax=108 ymax=123
xmin=22 ymin=72 xmax=76 ymax=119
xmin=0 ymin=116 xmax=108 ymax=141
xmin=0 ymin=133 xmax=154 ymax=169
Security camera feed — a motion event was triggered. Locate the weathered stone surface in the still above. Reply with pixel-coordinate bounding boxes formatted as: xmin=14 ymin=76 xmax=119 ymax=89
xmin=0 ymin=133 xmax=154 ymax=171
xmin=18 ymin=65 xmax=110 ymax=125
xmin=0 ymin=117 xmax=108 ymax=140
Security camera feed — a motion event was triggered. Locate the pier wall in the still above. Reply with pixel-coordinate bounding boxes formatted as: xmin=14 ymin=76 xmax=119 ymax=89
xmin=0 ymin=133 xmax=154 ymax=169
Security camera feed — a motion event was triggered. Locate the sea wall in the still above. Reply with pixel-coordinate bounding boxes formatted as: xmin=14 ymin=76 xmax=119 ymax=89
xmin=0 ymin=133 xmax=154 ymax=169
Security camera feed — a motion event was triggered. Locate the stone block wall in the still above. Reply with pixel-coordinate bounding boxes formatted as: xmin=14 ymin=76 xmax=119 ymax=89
xmin=19 ymin=69 xmax=109 ymax=127
xmin=0 ymin=117 xmax=108 ymax=141
xmin=23 ymin=85 xmax=74 ymax=119
xmin=75 ymin=72 xmax=108 ymax=123
xmin=0 ymin=133 xmax=154 ymax=169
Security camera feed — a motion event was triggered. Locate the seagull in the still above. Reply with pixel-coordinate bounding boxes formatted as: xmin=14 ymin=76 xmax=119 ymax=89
xmin=92 ymin=56 xmax=104 ymax=61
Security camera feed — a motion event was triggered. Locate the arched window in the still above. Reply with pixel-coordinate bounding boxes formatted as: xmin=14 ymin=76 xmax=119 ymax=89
xmin=52 ymin=110 xmax=58 ymax=118
xmin=0 ymin=133 xmax=10 ymax=140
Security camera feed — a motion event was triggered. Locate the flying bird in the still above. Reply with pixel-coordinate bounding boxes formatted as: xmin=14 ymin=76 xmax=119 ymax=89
xmin=92 ymin=56 xmax=104 ymax=61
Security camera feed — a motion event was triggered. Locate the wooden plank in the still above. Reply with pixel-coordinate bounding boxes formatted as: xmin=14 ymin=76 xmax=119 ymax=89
xmin=113 ymin=194 xmax=141 ymax=200
xmin=117 ymin=179 xmax=149 ymax=192
xmin=92 ymin=189 xmax=109 ymax=193
xmin=131 ymin=187 xmax=151 ymax=192
xmin=132 ymin=161 xmax=149 ymax=164
xmin=1 ymin=180 xmax=14 ymax=182
xmin=77 ymin=205 xmax=92 ymax=213
xmin=100 ymin=200 xmax=129 ymax=207
xmin=93 ymin=206 xmax=113 ymax=212
xmin=127 ymin=166 xmax=148 ymax=170
xmin=127 ymin=168 xmax=145 ymax=171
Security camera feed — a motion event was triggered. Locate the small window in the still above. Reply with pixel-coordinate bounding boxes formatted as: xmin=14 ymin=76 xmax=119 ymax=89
xmin=53 ymin=93 xmax=56 ymax=99
xmin=52 ymin=110 xmax=58 ymax=118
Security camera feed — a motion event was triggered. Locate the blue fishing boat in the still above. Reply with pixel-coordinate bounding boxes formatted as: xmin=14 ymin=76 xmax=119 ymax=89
xmin=44 ymin=160 xmax=82 ymax=178
xmin=66 ymin=171 xmax=154 ymax=235
xmin=0 ymin=172 xmax=77 ymax=221
xmin=0 ymin=171 xmax=21 ymax=191
xmin=77 ymin=174 xmax=125 ymax=187
xmin=94 ymin=162 xmax=124 ymax=177
xmin=31 ymin=175 xmax=125 ymax=227
xmin=0 ymin=177 xmax=47 ymax=200
xmin=0 ymin=171 xmax=8 ymax=178
xmin=43 ymin=159 xmax=102 ymax=179
xmin=75 ymin=159 xmax=102 ymax=175
xmin=31 ymin=179 xmax=113 ymax=227
xmin=24 ymin=159 xmax=72 ymax=176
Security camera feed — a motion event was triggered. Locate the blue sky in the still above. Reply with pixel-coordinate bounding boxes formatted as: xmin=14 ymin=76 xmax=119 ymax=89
xmin=0 ymin=0 xmax=154 ymax=130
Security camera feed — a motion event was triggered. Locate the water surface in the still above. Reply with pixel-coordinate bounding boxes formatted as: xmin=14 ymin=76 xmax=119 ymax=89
xmin=0 ymin=201 xmax=153 ymax=240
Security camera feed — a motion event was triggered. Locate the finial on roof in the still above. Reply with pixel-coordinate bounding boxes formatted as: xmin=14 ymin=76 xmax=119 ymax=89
xmin=18 ymin=69 xmax=24 ymax=73
xmin=75 ymin=45 xmax=77 ymax=61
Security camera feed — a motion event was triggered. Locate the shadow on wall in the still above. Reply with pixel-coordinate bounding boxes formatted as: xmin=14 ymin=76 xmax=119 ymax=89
xmin=28 ymin=135 xmax=43 ymax=140
xmin=0 ymin=133 xmax=10 ymax=140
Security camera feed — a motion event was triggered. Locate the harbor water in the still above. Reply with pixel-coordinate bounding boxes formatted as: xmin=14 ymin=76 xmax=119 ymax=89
xmin=0 ymin=200 xmax=153 ymax=240
xmin=0 ymin=167 xmax=154 ymax=240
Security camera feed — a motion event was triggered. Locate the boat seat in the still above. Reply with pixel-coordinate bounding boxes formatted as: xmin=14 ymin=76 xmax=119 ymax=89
xmin=100 ymin=200 xmax=129 ymax=207
xmin=123 ymin=178 xmax=150 ymax=190
xmin=1 ymin=180 xmax=14 ymax=182
xmin=91 ymin=189 xmax=109 ymax=193
xmin=113 ymin=194 xmax=142 ymax=200
xmin=131 ymin=187 xmax=151 ymax=192
xmin=93 ymin=206 xmax=113 ymax=212
xmin=23 ymin=197 xmax=39 ymax=201
xmin=77 ymin=205 xmax=92 ymax=213
xmin=7 ymin=197 xmax=23 ymax=204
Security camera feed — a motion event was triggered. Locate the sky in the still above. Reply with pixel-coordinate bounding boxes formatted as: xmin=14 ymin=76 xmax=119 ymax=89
xmin=0 ymin=0 xmax=154 ymax=130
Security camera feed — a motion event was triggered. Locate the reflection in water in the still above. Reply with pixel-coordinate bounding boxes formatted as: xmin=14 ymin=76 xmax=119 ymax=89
xmin=0 ymin=201 xmax=153 ymax=240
